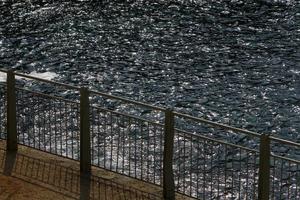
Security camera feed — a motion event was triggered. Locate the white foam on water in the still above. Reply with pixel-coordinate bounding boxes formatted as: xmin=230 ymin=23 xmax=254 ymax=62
xmin=0 ymin=71 xmax=58 ymax=82
xmin=0 ymin=72 xmax=6 ymax=82
xmin=27 ymin=71 xmax=58 ymax=80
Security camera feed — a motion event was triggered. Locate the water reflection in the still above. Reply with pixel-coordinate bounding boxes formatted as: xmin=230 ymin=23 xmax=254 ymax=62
xmin=0 ymin=0 xmax=299 ymax=140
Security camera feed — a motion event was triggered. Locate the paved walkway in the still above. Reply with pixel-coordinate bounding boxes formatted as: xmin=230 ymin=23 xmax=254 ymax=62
xmin=0 ymin=140 xmax=170 ymax=200
xmin=0 ymin=173 xmax=74 ymax=200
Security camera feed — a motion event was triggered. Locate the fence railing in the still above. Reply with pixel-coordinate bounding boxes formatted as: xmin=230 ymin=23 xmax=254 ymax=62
xmin=0 ymin=68 xmax=300 ymax=199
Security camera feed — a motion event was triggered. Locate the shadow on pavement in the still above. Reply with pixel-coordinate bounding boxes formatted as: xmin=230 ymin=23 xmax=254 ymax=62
xmin=0 ymin=145 xmax=160 ymax=200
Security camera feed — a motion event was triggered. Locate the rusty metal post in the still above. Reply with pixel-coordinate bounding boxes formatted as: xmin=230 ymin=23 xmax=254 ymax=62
xmin=163 ymin=108 xmax=175 ymax=200
xmin=6 ymin=70 xmax=17 ymax=151
xmin=258 ymin=133 xmax=270 ymax=200
xmin=80 ymin=87 xmax=91 ymax=174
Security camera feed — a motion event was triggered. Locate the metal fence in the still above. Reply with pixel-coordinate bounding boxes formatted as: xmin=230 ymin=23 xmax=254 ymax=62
xmin=269 ymin=138 xmax=300 ymax=200
xmin=90 ymin=105 xmax=165 ymax=185
xmin=1 ymin=68 xmax=300 ymax=200
xmin=270 ymin=155 xmax=300 ymax=199
xmin=16 ymin=87 xmax=80 ymax=160
xmin=173 ymin=113 xmax=262 ymax=199
xmin=173 ymin=129 xmax=259 ymax=199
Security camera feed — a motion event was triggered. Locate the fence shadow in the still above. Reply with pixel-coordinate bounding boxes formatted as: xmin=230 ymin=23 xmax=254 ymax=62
xmin=0 ymin=146 xmax=160 ymax=200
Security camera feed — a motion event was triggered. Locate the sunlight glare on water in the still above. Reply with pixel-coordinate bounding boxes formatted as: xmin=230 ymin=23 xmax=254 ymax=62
xmin=0 ymin=0 xmax=299 ymax=140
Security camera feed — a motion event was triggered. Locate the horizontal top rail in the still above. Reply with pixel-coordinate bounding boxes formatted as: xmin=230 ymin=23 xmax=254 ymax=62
xmin=0 ymin=68 xmax=80 ymax=90
xmin=0 ymin=68 xmax=8 ymax=73
xmin=174 ymin=111 xmax=261 ymax=138
xmin=16 ymin=87 xmax=80 ymax=105
xmin=1 ymin=69 xmax=165 ymax=112
xmin=175 ymin=128 xmax=260 ymax=153
xmin=270 ymin=136 xmax=300 ymax=148
xmin=271 ymin=153 xmax=300 ymax=165
xmin=14 ymin=72 xmax=81 ymax=90
xmin=90 ymin=90 xmax=166 ymax=112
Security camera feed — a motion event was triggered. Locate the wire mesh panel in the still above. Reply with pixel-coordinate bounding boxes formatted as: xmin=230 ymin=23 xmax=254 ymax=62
xmin=268 ymin=139 xmax=300 ymax=200
xmin=270 ymin=156 xmax=300 ymax=199
xmin=90 ymin=106 xmax=164 ymax=185
xmin=0 ymin=82 xmax=6 ymax=140
xmin=16 ymin=87 xmax=80 ymax=160
xmin=173 ymin=130 xmax=259 ymax=199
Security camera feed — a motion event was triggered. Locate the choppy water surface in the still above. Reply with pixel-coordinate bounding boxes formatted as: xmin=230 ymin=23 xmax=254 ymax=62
xmin=0 ymin=0 xmax=300 ymax=139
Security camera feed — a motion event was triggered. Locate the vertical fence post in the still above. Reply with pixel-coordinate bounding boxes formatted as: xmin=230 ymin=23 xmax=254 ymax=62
xmin=80 ymin=87 xmax=91 ymax=174
xmin=6 ymin=70 xmax=17 ymax=152
xmin=163 ymin=108 xmax=175 ymax=200
xmin=258 ymin=133 xmax=270 ymax=200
